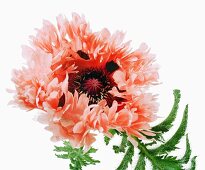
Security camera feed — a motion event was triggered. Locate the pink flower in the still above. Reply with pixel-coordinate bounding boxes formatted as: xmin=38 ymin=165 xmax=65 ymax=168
xmin=38 ymin=91 xmax=96 ymax=149
xmin=11 ymin=13 xmax=159 ymax=148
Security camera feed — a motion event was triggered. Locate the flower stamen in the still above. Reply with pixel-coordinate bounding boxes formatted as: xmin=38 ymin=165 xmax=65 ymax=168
xmin=83 ymin=78 xmax=102 ymax=93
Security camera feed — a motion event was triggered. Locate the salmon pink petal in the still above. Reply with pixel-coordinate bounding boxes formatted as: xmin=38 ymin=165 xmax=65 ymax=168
xmin=73 ymin=122 xmax=85 ymax=133
xmin=141 ymin=130 xmax=156 ymax=136
xmin=84 ymin=133 xmax=96 ymax=151
xmin=108 ymin=100 xmax=118 ymax=121
xmin=127 ymin=136 xmax=138 ymax=147
xmin=115 ymin=109 xmax=132 ymax=127
xmin=112 ymin=70 xmax=126 ymax=89
xmin=99 ymin=113 xmax=109 ymax=132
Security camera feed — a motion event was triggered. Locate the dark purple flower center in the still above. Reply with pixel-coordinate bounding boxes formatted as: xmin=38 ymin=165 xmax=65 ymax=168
xmin=58 ymin=50 xmax=125 ymax=107
xmin=68 ymin=68 xmax=115 ymax=105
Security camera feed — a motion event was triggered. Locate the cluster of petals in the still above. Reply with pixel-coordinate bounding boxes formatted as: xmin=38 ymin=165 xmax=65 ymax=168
xmin=11 ymin=13 xmax=159 ymax=148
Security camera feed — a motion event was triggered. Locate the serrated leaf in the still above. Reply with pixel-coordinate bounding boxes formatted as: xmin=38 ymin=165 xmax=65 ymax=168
xmin=70 ymin=163 xmax=81 ymax=170
xmin=54 ymin=141 xmax=100 ymax=170
xmin=55 ymin=153 xmax=69 ymax=159
xmin=54 ymin=144 xmax=72 ymax=152
xmin=104 ymin=136 xmax=111 ymax=145
xmin=113 ymin=145 xmax=121 ymax=153
xmin=180 ymin=134 xmax=191 ymax=164
xmin=133 ymin=137 xmax=182 ymax=170
xmin=109 ymin=129 xmax=119 ymax=135
xmin=153 ymin=156 xmax=182 ymax=170
xmin=152 ymin=105 xmax=188 ymax=154
xmin=135 ymin=154 xmax=146 ymax=170
xmin=152 ymin=89 xmax=181 ymax=133
xmin=189 ymin=156 xmax=197 ymax=170
xmin=86 ymin=147 xmax=98 ymax=154
xmin=113 ymin=133 xmax=128 ymax=153
xmin=104 ymin=129 xmax=118 ymax=145
xmin=145 ymin=141 xmax=157 ymax=146
xmin=116 ymin=142 xmax=134 ymax=170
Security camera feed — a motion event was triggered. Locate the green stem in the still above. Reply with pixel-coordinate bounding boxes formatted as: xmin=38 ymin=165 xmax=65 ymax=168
xmin=135 ymin=154 xmax=145 ymax=170
xmin=134 ymin=137 xmax=156 ymax=165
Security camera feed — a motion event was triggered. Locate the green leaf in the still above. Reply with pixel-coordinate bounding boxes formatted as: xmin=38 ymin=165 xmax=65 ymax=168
xmin=54 ymin=141 xmax=100 ymax=170
xmin=55 ymin=153 xmax=69 ymax=159
xmin=135 ymin=154 xmax=146 ymax=170
xmin=54 ymin=141 xmax=72 ymax=152
xmin=109 ymin=129 xmax=119 ymax=135
xmin=113 ymin=134 xmax=128 ymax=153
xmin=152 ymin=89 xmax=181 ymax=134
xmin=153 ymin=156 xmax=182 ymax=170
xmin=189 ymin=156 xmax=197 ymax=170
xmin=104 ymin=136 xmax=111 ymax=145
xmin=134 ymin=137 xmax=182 ymax=170
xmin=180 ymin=134 xmax=191 ymax=164
xmin=152 ymin=105 xmax=188 ymax=154
xmin=86 ymin=147 xmax=98 ymax=154
xmin=104 ymin=129 xmax=119 ymax=145
xmin=145 ymin=141 xmax=157 ymax=146
xmin=116 ymin=142 xmax=134 ymax=170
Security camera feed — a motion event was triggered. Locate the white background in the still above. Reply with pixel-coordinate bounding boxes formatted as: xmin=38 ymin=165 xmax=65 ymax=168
xmin=0 ymin=0 xmax=204 ymax=169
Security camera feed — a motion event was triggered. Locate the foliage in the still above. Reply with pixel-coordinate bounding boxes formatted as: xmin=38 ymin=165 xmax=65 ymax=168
xmin=116 ymin=142 xmax=134 ymax=170
xmin=54 ymin=141 xmax=100 ymax=170
xmin=152 ymin=89 xmax=181 ymax=141
xmin=105 ymin=89 xmax=196 ymax=170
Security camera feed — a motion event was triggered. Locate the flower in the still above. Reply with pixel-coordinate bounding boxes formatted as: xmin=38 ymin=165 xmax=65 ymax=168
xmin=11 ymin=13 xmax=159 ymax=148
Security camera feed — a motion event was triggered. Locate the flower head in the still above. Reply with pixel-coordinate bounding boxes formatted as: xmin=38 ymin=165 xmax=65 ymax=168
xmin=11 ymin=13 xmax=159 ymax=148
